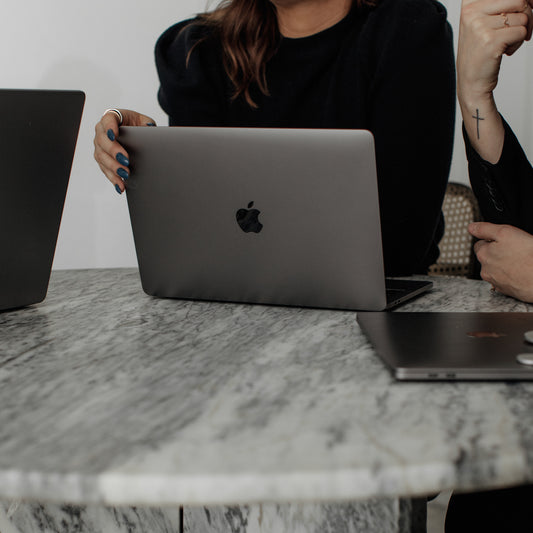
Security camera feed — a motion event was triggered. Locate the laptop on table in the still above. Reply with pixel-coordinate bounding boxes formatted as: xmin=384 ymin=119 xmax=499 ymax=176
xmin=0 ymin=89 xmax=84 ymax=311
xmin=357 ymin=311 xmax=533 ymax=381
xmin=120 ymin=126 xmax=431 ymax=311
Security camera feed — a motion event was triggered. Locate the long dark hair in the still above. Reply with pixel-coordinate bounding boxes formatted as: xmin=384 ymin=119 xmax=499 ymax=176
xmin=191 ymin=0 xmax=377 ymax=107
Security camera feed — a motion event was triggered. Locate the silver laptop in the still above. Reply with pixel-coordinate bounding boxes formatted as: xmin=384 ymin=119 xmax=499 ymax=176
xmin=357 ymin=312 xmax=533 ymax=380
xmin=121 ymin=126 xmax=431 ymax=311
xmin=0 ymin=89 xmax=85 ymax=311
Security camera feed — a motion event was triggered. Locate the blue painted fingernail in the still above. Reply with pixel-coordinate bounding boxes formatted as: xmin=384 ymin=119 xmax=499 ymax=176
xmin=107 ymin=129 xmax=115 ymax=141
xmin=117 ymin=167 xmax=129 ymax=180
xmin=116 ymin=153 xmax=129 ymax=166
xmin=146 ymin=122 xmax=156 ymax=127
xmin=115 ymin=184 xmax=122 ymax=194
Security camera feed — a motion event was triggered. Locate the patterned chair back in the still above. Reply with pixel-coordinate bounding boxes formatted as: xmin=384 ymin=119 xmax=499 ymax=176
xmin=428 ymin=182 xmax=481 ymax=279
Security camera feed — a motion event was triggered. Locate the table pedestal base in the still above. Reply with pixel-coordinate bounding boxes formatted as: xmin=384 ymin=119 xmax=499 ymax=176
xmin=185 ymin=499 xmax=426 ymax=533
xmin=1 ymin=499 xmax=426 ymax=533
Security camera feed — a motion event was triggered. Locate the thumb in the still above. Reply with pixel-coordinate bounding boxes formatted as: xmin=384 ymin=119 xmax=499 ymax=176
xmin=120 ymin=109 xmax=157 ymax=127
xmin=468 ymin=221 xmax=501 ymax=241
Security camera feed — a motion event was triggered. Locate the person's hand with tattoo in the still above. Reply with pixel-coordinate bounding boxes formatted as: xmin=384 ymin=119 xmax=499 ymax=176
xmin=457 ymin=0 xmax=533 ymax=163
xmin=469 ymin=221 xmax=533 ymax=302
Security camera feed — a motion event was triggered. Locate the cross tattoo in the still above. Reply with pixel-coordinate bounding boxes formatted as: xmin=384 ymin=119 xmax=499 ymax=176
xmin=472 ymin=109 xmax=484 ymax=140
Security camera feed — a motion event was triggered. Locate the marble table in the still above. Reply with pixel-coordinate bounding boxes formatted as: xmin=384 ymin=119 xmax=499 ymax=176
xmin=1 ymin=269 xmax=533 ymax=533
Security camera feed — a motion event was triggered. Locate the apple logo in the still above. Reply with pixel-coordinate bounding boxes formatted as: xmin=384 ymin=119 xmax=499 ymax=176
xmin=236 ymin=201 xmax=263 ymax=233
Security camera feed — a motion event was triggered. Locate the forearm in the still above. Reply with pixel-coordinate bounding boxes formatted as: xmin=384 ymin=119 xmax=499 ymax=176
xmin=458 ymin=89 xmax=504 ymax=164
xmin=465 ymin=116 xmax=533 ymax=231
xmin=457 ymin=0 xmax=533 ymax=163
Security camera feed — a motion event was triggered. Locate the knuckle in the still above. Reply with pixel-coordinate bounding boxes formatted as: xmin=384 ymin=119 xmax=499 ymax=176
xmin=497 ymin=225 xmax=512 ymax=238
xmin=470 ymin=16 xmax=485 ymax=34
xmin=517 ymin=13 xmax=529 ymax=25
xmin=480 ymin=30 xmax=495 ymax=49
xmin=510 ymin=24 xmax=528 ymax=39
xmin=476 ymin=246 xmax=487 ymax=262
xmin=467 ymin=20 xmax=494 ymax=49
xmin=104 ymin=170 xmax=116 ymax=183
xmin=480 ymin=269 xmax=494 ymax=284
xmin=461 ymin=3 xmax=477 ymax=22
xmin=517 ymin=26 xmax=528 ymax=39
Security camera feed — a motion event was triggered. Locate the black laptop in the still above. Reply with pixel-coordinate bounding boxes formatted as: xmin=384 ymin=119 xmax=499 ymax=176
xmin=0 ymin=89 xmax=84 ymax=311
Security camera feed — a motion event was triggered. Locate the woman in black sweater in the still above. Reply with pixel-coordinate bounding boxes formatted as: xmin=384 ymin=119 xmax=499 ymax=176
xmin=94 ymin=0 xmax=455 ymax=277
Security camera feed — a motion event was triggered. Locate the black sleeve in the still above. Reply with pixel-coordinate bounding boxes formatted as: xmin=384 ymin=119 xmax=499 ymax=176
xmin=464 ymin=118 xmax=533 ymax=232
xmin=155 ymin=20 xmax=228 ymax=126
xmin=365 ymin=0 xmax=455 ymax=275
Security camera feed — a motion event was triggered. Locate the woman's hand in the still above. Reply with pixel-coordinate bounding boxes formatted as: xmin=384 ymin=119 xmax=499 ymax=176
xmin=94 ymin=109 xmax=156 ymax=194
xmin=458 ymin=0 xmax=532 ymax=99
xmin=457 ymin=0 xmax=533 ymax=163
xmin=469 ymin=221 xmax=533 ymax=302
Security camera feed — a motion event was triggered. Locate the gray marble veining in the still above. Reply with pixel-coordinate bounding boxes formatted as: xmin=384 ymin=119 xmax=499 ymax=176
xmin=1 ymin=269 xmax=533 ymax=509
xmin=183 ymin=498 xmax=426 ymax=533
xmin=0 ymin=499 xmax=426 ymax=533
xmin=0 ymin=500 xmax=181 ymax=533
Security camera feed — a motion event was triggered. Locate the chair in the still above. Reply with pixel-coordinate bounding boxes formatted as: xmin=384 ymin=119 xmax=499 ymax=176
xmin=428 ymin=182 xmax=481 ymax=279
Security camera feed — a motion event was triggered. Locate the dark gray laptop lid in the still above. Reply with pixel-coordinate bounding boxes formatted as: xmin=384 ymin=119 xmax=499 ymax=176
xmin=357 ymin=312 xmax=533 ymax=380
xmin=122 ymin=126 xmax=390 ymax=310
xmin=0 ymin=89 xmax=85 ymax=311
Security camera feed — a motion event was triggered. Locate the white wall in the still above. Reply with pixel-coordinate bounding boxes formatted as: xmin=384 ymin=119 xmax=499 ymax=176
xmin=1 ymin=0 xmax=532 ymax=269
xmin=1 ymin=0 xmax=207 ymax=269
xmin=440 ymin=0 xmax=533 ymax=187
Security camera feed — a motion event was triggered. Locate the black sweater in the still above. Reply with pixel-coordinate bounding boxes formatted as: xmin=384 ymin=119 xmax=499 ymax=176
xmin=155 ymin=0 xmax=456 ymax=276
xmin=465 ymin=120 xmax=533 ymax=232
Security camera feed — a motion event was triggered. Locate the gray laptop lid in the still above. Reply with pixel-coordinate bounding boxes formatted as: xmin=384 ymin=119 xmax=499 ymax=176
xmin=0 ymin=89 xmax=85 ymax=311
xmin=357 ymin=312 xmax=533 ymax=380
xmin=121 ymin=126 xmax=425 ymax=311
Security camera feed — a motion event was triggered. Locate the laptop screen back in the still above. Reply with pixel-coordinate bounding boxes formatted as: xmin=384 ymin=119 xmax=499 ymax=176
xmin=0 ymin=89 xmax=84 ymax=310
xmin=122 ymin=126 xmax=390 ymax=310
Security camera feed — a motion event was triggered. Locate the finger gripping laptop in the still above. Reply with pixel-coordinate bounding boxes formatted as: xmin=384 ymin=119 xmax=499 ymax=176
xmin=120 ymin=126 xmax=431 ymax=311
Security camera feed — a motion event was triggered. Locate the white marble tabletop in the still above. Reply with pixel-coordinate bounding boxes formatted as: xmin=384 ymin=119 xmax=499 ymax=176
xmin=1 ymin=269 xmax=533 ymax=508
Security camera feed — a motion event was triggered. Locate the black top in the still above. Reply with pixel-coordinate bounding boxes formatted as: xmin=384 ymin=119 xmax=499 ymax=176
xmin=464 ymin=120 xmax=533 ymax=232
xmin=155 ymin=0 xmax=456 ymax=276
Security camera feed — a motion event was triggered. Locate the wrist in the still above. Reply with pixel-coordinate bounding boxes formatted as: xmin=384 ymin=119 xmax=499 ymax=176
xmin=457 ymin=87 xmax=496 ymax=115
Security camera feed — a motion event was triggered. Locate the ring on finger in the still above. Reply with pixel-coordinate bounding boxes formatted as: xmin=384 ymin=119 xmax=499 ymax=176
xmin=501 ymin=12 xmax=510 ymax=27
xmin=103 ymin=108 xmax=123 ymax=126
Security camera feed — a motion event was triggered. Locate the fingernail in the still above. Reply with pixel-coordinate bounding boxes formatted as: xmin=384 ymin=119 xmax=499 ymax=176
xmin=115 ymin=184 xmax=122 ymax=195
xmin=107 ymin=129 xmax=115 ymax=141
xmin=146 ymin=122 xmax=156 ymax=127
xmin=116 ymin=153 xmax=129 ymax=166
xmin=117 ymin=167 xmax=129 ymax=180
